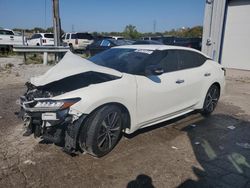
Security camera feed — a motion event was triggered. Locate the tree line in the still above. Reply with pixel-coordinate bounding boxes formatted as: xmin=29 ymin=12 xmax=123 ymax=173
xmin=13 ymin=25 xmax=203 ymax=39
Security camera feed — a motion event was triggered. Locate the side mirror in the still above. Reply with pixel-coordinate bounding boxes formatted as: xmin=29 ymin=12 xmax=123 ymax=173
xmin=145 ymin=65 xmax=164 ymax=76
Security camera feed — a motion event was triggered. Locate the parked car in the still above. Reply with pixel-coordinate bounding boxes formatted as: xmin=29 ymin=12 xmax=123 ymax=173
xmin=174 ymin=37 xmax=202 ymax=51
xmin=62 ymin=32 xmax=94 ymax=51
xmin=27 ymin=33 xmax=54 ymax=46
xmin=18 ymin=45 xmax=225 ymax=157
xmin=143 ymin=36 xmax=202 ymax=50
xmin=133 ymin=40 xmax=163 ymax=45
xmin=0 ymin=28 xmax=26 ymax=51
xmin=86 ymin=38 xmax=134 ymax=56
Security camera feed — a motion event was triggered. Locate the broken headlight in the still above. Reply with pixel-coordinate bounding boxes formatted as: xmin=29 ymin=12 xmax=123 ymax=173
xmin=31 ymin=97 xmax=81 ymax=111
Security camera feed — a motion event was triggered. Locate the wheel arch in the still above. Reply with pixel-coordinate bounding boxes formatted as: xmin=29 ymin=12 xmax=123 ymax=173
xmin=86 ymin=102 xmax=131 ymax=130
xmin=211 ymin=82 xmax=221 ymax=96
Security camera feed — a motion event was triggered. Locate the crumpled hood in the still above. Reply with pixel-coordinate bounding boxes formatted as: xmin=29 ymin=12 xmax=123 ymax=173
xmin=30 ymin=51 xmax=122 ymax=86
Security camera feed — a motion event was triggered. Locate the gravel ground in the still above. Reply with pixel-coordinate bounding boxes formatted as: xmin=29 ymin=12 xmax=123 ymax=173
xmin=0 ymin=56 xmax=51 ymax=89
xmin=0 ymin=55 xmax=250 ymax=188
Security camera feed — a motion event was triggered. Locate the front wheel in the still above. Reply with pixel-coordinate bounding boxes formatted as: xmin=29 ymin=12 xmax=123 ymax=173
xmin=201 ymin=84 xmax=220 ymax=116
xmin=79 ymin=105 xmax=123 ymax=157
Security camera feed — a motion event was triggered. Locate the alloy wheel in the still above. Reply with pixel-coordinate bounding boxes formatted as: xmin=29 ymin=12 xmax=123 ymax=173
xmin=97 ymin=112 xmax=122 ymax=152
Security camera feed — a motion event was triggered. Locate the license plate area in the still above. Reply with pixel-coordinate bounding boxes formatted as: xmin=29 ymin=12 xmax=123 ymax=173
xmin=42 ymin=113 xmax=58 ymax=120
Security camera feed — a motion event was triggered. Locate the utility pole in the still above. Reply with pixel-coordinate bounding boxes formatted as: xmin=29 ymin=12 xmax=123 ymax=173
xmin=52 ymin=0 xmax=61 ymax=47
xmin=153 ymin=20 xmax=156 ymax=33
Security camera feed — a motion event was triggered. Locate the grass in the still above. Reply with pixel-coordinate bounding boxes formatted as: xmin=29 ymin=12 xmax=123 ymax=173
xmin=25 ymin=54 xmax=43 ymax=64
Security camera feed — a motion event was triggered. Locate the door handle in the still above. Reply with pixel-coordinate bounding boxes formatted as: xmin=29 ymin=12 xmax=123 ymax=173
xmin=204 ymin=72 xmax=211 ymax=77
xmin=176 ymin=79 xmax=184 ymax=84
xmin=10 ymin=36 xmax=14 ymax=39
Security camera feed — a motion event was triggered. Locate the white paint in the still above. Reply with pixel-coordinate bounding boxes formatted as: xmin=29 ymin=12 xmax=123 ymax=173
xmin=221 ymin=0 xmax=250 ymax=70
xmin=30 ymin=51 xmax=122 ymax=86
xmin=32 ymin=46 xmax=225 ymax=134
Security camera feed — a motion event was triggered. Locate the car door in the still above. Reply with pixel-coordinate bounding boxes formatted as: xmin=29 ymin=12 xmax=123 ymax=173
xmin=136 ymin=50 xmax=186 ymax=128
xmin=175 ymin=50 xmax=208 ymax=110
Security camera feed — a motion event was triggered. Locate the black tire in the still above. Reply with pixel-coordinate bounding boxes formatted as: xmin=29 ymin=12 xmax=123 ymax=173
xmin=79 ymin=105 xmax=123 ymax=157
xmin=69 ymin=44 xmax=74 ymax=53
xmin=201 ymin=84 xmax=220 ymax=116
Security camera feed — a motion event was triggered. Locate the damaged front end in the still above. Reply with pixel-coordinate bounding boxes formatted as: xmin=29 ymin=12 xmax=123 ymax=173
xmin=17 ymin=51 xmax=123 ymax=154
xmin=18 ymin=82 xmax=86 ymax=154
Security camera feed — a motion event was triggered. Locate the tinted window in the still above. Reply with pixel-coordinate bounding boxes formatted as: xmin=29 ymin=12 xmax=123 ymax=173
xmin=91 ymin=40 xmax=102 ymax=47
xmin=31 ymin=34 xmax=40 ymax=39
xmin=76 ymin=33 xmax=93 ymax=40
xmin=71 ymin=34 xmax=76 ymax=39
xmin=178 ymin=50 xmax=207 ymax=70
xmin=66 ymin=34 xmax=70 ymax=39
xmin=44 ymin=34 xmax=54 ymax=38
xmin=158 ymin=50 xmax=178 ymax=72
xmin=100 ymin=40 xmax=111 ymax=47
xmin=89 ymin=48 xmax=154 ymax=74
xmin=0 ymin=30 xmax=14 ymax=35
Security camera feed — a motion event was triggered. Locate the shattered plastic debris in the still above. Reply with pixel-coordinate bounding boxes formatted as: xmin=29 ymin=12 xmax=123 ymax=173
xmin=171 ymin=146 xmax=178 ymax=150
xmin=23 ymin=160 xmax=36 ymax=165
xmin=227 ymin=125 xmax=236 ymax=130
xmin=236 ymin=142 xmax=250 ymax=149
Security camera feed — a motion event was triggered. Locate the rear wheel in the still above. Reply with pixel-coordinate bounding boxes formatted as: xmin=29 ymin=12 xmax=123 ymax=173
xmin=69 ymin=44 xmax=74 ymax=52
xmin=201 ymin=84 xmax=220 ymax=115
xmin=79 ymin=105 xmax=123 ymax=157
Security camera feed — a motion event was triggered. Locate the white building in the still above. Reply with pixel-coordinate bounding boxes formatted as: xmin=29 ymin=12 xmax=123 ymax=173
xmin=202 ymin=0 xmax=250 ymax=70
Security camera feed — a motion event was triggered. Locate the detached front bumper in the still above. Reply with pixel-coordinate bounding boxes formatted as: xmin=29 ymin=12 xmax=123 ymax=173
xmin=18 ymin=96 xmax=87 ymax=154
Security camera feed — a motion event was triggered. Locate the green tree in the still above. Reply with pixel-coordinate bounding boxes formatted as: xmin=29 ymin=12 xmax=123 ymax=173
xmin=123 ymin=25 xmax=141 ymax=39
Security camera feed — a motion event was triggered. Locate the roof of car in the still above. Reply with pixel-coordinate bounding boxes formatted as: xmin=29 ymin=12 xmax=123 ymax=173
xmin=113 ymin=45 xmax=210 ymax=58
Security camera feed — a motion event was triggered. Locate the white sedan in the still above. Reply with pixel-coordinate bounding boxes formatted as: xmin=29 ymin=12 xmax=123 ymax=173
xmin=19 ymin=45 xmax=225 ymax=157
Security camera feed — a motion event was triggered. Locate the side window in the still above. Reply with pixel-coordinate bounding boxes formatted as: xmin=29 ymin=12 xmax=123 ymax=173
xmin=5 ymin=30 xmax=14 ymax=35
xmin=178 ymin=50 xmax=207 ymax=70
xmin=100 ymin=40 xmax=111 ymax=47
xmin=0 ymin=30 xmax=14 ymax=35
xmin=93 ymin=40 xmax=102 ymax=47
xmin=31 ymin=34 xmax=36 ymax=39
xmin=158 ymin=50 xmax=178 ymax=73
xmin=66 ymin=34 xmax=70 ymax=39
xmin=71 ymin=34 xmax=76 ymax=39
xmin=32 ymin=34 xmax=41 ymax=39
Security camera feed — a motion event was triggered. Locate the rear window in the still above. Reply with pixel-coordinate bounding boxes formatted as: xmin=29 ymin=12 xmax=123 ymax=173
xmin=44 ymin=34 xmax=54 ymax=38
xmin=76 ymin=33 xmax=93 ymax=40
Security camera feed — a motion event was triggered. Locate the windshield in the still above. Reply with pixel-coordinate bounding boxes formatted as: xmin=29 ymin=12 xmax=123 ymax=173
xmin=89 ymin=48 xmax=154 ymax=74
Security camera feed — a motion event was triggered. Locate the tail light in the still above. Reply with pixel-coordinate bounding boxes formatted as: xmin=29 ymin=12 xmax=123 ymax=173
xmin=75 ymin=39 xmax=78 ymax=45
xmin=42 ymin=39 xmax=46 ymax=43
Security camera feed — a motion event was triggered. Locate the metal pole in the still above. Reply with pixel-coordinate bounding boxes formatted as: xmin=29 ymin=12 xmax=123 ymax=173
xmin=52 ymin=0 xmax=62 ymax=62
xmin=52 ymin=0 xmax=61 ymax=47
xmin=22 ymin=30 xmax=27 ymax=62
xmin=43 ymin=52 xmax=48 ymax=65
